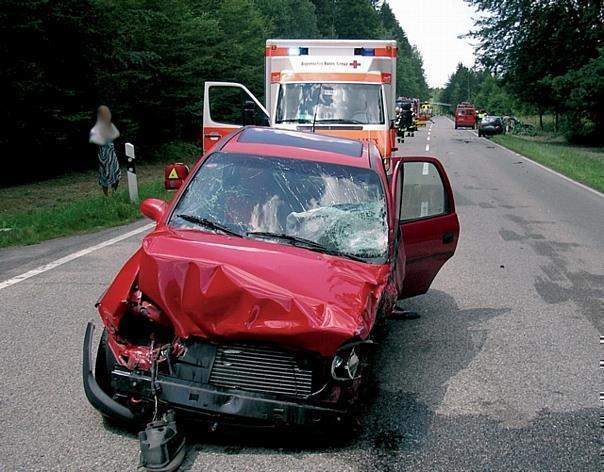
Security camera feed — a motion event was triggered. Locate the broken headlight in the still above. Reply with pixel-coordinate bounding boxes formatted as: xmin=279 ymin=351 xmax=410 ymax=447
xmin=331 ymin=346 xmax=361 ymax=381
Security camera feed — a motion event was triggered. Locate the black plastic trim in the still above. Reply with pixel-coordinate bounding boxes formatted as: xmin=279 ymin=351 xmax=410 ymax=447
xmin=111 ymin=369 xmax=346 ymax=428
xmin=82 ymin=321 xmax=136 ymax=423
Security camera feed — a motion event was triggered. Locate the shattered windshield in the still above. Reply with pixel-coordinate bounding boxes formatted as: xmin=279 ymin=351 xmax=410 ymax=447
xmin=170 ymin=152 xmax=388 ymax=262
xmin=275 ymin=83 xmax=384 ymax=125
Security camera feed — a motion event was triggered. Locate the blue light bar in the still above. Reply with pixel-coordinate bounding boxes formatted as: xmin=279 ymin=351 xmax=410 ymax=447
xmin=288 ymin=47 xmax=309 ymax=56
xmin=354 ymin=47 xmax=375 ymax=56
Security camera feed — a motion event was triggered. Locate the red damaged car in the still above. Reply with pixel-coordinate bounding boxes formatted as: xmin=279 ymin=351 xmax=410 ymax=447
xmin=83 ymin=127 xmax=459 ymax=430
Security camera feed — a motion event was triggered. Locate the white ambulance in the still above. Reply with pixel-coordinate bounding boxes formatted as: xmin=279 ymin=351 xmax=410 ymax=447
xmin=202 ymin=39 xmax=398 ymax=165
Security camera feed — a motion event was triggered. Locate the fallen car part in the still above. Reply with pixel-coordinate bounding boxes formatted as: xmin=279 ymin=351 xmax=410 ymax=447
xmin=389 ymin=307 xmax=420 ymax=320
xmin=138 ymin=410 xmax=185 ymax=472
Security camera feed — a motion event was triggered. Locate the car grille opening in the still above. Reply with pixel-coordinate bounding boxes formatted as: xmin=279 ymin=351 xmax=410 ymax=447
xmin=209 ymin=344 xmax=313 ymax=398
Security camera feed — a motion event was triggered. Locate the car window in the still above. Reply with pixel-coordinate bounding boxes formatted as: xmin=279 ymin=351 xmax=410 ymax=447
xmin=400 ymin=162 xmax=447 ymax=221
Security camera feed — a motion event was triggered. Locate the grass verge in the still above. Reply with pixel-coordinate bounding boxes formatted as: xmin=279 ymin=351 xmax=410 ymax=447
xmin=491 ymin=134 xmax=604 ymax=193
xmin=0 ymin=141 xmax=199 ymax=248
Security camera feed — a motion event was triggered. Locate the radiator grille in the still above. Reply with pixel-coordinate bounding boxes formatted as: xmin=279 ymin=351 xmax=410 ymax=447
xmin=209 ymin=344 xmax=313 ymax=398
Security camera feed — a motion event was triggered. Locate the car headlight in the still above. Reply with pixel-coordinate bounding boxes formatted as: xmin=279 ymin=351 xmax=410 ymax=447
xmin=331 ymin=347 xmax=361 ymax=381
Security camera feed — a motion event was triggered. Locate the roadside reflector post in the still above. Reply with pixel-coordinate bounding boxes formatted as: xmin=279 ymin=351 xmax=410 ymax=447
xmin=125 ymin=142 xmax=139 ymax=203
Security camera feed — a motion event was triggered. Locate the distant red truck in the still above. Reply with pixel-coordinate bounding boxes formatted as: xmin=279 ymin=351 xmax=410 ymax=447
xmin=454 ymin=102 xmax=477 ymax=129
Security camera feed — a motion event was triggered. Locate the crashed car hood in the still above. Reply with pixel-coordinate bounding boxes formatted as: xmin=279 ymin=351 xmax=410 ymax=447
xmin=135 ymin=228 xmax=390 ymax=356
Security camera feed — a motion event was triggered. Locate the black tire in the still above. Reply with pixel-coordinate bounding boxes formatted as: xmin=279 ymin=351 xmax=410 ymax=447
xmin=454 ymin=124 xmax=458 ymax=129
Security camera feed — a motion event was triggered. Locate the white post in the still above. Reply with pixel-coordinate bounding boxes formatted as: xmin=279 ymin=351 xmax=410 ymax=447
xmin=125 ymin=142 xmax=139 ymax=203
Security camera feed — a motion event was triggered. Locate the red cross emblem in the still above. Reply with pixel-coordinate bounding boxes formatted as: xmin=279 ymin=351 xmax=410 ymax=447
xmin=350 ymin=60 xmax=361 ymax=69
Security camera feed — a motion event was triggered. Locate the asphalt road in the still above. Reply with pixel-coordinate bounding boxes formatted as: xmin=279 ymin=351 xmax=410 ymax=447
xmin=1 ymin=116 xmax=602 ymax=471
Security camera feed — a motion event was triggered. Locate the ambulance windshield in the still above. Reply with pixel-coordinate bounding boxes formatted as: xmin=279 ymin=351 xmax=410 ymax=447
xmin=276 ymin=83 xmax=384 ymax=125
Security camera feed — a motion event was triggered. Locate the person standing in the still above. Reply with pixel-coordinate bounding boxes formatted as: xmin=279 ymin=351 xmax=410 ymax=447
xmin=89 ymin=105 xmax=121 ymax=196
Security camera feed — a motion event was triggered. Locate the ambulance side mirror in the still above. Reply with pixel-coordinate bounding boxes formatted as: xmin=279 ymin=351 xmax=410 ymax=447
xmin=140 ymin=198 xmax=168 ymax=223
xmin=242 ymin=100 xmax=255 ymax=126
xmin=242 ymin=100 xmax=269 ymax=126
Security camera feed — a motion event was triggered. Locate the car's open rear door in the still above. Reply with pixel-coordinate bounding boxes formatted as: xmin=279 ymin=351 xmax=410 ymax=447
xmin=202 ymin=82 xmax=269 ymax=153
xmin=391 ymin=156 xmax=460 ymax=299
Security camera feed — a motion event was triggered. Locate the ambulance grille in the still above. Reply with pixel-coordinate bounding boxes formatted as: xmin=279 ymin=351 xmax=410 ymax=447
xmin=209 ymin=344 xmax=313 ymax=398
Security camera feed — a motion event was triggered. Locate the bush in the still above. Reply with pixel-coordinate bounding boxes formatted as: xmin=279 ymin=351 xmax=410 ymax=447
xmin=565 ymin=117 xmax=600 ymax=145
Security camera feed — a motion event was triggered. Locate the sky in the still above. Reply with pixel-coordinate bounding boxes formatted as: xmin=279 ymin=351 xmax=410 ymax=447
xmin=387 ymin=0 xmax=479 ymax=88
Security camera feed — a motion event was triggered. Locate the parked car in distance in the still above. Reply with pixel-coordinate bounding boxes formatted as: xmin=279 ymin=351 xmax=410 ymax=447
xmin=454 ymin=103 xmax=477 ymax=129
xmin=478 ymin=116 xmax=505 ymax=137
xmin=83 ymin=127 xmax=459 ymax=431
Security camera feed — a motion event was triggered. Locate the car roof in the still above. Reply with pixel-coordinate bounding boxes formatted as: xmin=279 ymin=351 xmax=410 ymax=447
xmin=220 ymin=127 xmax=371 ymax=168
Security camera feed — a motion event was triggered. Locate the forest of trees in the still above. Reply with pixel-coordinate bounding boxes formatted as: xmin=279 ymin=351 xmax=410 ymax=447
xmin=440 ymin=65 xmax=516 ymax=116
xmin=441 ymin=0 xmax=603 ymax=144
xmin=1 ymin=0 xmax=428 ymax=185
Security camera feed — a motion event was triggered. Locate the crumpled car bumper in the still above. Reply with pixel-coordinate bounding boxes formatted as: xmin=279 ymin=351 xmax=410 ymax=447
xmin=82 ymin=322 xmax=136 ymax=423
xmin=110 ymin=370 xmax=347 ymax=428
xmin=83 ymin=322 xmax=346 ymax=429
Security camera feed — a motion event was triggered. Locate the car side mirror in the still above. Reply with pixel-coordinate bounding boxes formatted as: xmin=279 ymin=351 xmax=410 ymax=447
xmin=140 ymin=198 xmax=168 ymax=223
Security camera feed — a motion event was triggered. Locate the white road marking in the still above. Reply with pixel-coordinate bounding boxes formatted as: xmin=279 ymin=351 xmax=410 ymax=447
xmin=427 ymin=136 xmax=430 ymax=141
xmin=425 ymin=144 xmax=430 ymax=151
xmin=0 ymin=223 xmax=155 ymax=291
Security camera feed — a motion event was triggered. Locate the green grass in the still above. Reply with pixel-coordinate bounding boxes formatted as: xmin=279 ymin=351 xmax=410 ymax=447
xmin=491 ymin=134 xmax=604 ymax=193
xmin=0 ymin=141 xmax=199 ymax=248
xmin=0 ymin=182 xmax=171 ymax=247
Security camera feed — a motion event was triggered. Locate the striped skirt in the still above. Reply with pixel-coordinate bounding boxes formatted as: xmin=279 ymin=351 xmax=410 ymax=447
xmin=97 ymin=143 xmax=121 ymax=187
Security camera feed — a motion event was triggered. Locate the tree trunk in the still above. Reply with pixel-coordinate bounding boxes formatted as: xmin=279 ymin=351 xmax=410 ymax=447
xmin=539 ymin=111 xmax=543 ymax=131
xmin=555 ymin=112 xmax=559 ymax=133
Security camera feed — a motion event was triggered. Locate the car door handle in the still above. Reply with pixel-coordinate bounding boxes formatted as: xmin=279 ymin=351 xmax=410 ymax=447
xmin=442 ymin=231 xmax=454 ymax=244
xmin=204 ymin=133 xmax=221 ymax=141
